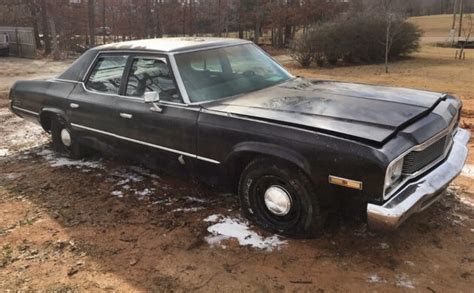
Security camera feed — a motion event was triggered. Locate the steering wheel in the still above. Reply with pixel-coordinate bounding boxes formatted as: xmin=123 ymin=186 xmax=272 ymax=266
xmin=242 ymin=70 xmax=256 ymax=77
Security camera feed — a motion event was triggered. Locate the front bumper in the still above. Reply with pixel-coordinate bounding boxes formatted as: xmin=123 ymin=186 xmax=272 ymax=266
xmin=367 ymin=128 xmax=470 ymax=231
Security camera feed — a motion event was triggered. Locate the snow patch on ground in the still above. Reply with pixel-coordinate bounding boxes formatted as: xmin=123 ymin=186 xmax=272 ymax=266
xmin=379 ymin=242 xmax=390 ymax=250
xmin=107 ymin=169 xmax=158 ymax=200
xmin=173 ymin=207 xmax=204 ymax=213
xmin=111 ymin=190 xmax=124 ymax=198
xmin=134 ymin=188 xmax=154 ymax=200
xmin=185 ymin=196 xmax=208 ymax=203
xmin=204 ymin=214 xmax=286 ymax=251
xmin=112 ymin=170 xmax=145 ymax=184
xmin=455 ymin=194 xmax=474 ymax=208
xmin=395 ymin=274 xmax=415 ymax=289
xmin=367 ymin=274 xmax=386 ymax=284
xmin=461 ymin=164 xmax=474 ymax=178
xmin=0 ymin=108 xmax=49 ymax=154
xmin=37 ymin=149 xmax=103 ymax=169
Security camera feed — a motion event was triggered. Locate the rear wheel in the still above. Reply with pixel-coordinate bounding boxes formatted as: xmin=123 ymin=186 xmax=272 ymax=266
xmin=238 ymin=158 xmax=325 ymax=238
xmin=51 ymin=117 xmax=84 ymax=159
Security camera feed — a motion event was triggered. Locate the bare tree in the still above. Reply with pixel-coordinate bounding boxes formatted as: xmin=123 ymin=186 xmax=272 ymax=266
xmin=40 ymin=0 xmax=51 ymax=54
xmin=458 ymin=14 xmax=473 ymax=59
xmin=379 ymin=0 xmax=405 ymax=73
xmin=49 ymin=17 xmax=60 ymax=60
xmin=88 ymin=0 xmax=96 ymax=46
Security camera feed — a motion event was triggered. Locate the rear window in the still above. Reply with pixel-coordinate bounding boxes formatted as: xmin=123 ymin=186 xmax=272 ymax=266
xmin=57 ymin=49 xmax=97 ymax=82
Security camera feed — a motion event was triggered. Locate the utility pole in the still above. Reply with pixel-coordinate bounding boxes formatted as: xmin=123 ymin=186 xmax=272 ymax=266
xmin=452 ymin=0 xmax=458 ymax=31
xmin=458 ymin=0 xmax=464 ymax=38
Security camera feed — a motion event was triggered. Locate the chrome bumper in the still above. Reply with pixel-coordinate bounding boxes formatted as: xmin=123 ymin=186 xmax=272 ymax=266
xmin=367 ymin=128 xmax=470 ymax=231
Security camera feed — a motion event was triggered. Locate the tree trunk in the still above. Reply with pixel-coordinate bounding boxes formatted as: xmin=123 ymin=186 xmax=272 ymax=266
xmin=29 ymin=1 xmax=42 ymax=49
xmin=277 ymin=26 xmax=284 ymax=48
xmin=216 ymin=0 xmax=222 ymax=37
xmin=458 ymin=0 xmax=464 ymax=38
xmin=144 ymin=0 xmax=151 ymax=38
xmin=238 ymin=1 xmax=243 ymax=39
xmin=88 ymin=0 xmax=96 ymax=46
xmin=40 ymin=1 xmax=51 ymax=54
xmin=49 ymin=18 xmax=60 ymax=60
xmin=385 ymin=20 xmax=391 ymax=74
xmin=102 ymin=0 xmax=106 ymax=44
xmin=156 ymin=8 xmax=163 ymax=38
xmin=254 ymin=21 xmax=261 ymax=41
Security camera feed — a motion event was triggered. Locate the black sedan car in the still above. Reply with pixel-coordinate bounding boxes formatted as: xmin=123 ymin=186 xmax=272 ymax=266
xmin=9 ymin=38 xmax=470 ymax=237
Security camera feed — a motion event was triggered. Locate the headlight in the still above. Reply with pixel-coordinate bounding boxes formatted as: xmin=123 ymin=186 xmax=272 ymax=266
xmin=384 ymin=157 xmax=404 ymax=192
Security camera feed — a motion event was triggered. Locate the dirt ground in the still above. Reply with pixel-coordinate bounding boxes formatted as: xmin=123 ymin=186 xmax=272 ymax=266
xmin=0 ymin=47 xmax=473 ymax=292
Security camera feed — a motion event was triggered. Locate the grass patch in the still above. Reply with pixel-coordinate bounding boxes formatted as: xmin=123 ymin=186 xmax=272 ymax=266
xmin=0 ymin=243 xmax=14 ymax=268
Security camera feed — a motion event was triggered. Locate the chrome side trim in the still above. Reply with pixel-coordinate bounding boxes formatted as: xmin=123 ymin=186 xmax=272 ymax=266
xmin=70 ymin=123 xmax=220 ymax=164
xmin=168 ymin=53 xmax=191 ymax=104
xmin=368 ymin=128 xmax=470 ymax=231
xmin=77 ymin=82 xmax=200 ymax=110
xmin=53 ymin=78 xmax=80 ymax=83
xmin=12 ymin=106 xmax=39 ymax=116
xmin=196 ymin=156 xmax=220 ymax=164
xmin=79 ymin=51 xmax=189 ymax=105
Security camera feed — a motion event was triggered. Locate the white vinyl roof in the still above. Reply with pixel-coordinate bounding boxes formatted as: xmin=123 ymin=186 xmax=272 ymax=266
xmin=96 ymin=37 xmax=251 ymax=53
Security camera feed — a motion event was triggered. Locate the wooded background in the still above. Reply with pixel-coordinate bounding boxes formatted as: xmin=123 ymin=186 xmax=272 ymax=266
xmin=0 ymin=0 xmax=473 ymax=54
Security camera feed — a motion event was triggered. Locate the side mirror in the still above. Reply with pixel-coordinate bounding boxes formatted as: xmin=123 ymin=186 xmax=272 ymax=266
xmin=144 ymin=91 xmax=160 ymax=103
xmin=144 ymin=91 xmax=162 ymax=113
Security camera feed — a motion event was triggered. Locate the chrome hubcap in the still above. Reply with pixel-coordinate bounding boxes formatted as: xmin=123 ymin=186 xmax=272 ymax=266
xmin=264 ymin=185 xmax=292 ymax=216
xmin=60 ymin=129 xmax=72 ymax=147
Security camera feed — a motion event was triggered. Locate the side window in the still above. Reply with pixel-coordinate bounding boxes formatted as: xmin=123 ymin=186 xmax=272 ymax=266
xmin=125 ymin=57 xmax=181 ymax=103
xmin=85 ymin=55 xmax=128 ymax=94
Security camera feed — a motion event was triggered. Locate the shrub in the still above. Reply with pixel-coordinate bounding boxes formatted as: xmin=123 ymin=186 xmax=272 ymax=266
xmin=289 ymin=32 xmax=317 ymax=67
xmin=289 ymin=14 xmax=421 ymax=67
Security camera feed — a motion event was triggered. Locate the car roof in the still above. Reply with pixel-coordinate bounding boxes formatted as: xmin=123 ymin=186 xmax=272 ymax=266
xmin=95 ymin=37 xmax=252 ymax=53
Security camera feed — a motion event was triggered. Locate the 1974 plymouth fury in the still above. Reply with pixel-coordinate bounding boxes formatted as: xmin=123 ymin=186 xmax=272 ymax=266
xmin=9 ymin=38 xmax=470 ymax=237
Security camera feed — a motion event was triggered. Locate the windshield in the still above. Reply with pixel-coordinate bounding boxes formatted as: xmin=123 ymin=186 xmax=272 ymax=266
xmin=174 ymin=44 xmax=292 ymax=103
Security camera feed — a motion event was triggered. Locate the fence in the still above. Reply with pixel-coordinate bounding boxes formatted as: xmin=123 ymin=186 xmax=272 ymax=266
xmin=0 ymin=26 xmax=36 ymax=58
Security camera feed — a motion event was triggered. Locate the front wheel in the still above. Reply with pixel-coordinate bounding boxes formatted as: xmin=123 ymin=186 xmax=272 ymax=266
xmin=51 ymin=118 xmax=84 ymax=159
xmin=238 ymin=158 xmax=325 ymax=238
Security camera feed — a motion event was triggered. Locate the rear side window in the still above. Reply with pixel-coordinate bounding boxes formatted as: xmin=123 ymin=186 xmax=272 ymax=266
xmin=85 ymin=55 xmax=128 ymax=94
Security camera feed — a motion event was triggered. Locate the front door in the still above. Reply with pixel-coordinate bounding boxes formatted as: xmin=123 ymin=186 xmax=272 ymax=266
xmin=116 ymin=55 xmax=200 ymax=170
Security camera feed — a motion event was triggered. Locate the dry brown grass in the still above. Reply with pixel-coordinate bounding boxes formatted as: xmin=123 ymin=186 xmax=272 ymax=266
xmin=408 ymin=13 xmax=474 ymax=38
xmin=284 ymin=45 xmax=474 ymax=101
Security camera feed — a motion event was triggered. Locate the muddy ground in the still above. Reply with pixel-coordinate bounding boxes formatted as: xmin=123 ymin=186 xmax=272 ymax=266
xmin=0 ymin=57 xmax=473 ymax=292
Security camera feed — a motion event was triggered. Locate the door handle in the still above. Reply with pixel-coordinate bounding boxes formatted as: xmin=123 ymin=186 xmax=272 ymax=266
xmin=70 ymin=103 xmax=79 ymax=109
xmin=120 ymin=113 xmax=133 ymax=119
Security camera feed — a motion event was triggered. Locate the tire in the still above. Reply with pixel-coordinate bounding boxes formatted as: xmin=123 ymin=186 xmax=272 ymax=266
xmin=238 ymin=158 xmax=325 ymax=238
xmin=51 ymin=117 xmax=84 ymax=159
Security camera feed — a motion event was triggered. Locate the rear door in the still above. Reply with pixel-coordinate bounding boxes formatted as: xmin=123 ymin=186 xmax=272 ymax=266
xmin=67 ymin=53 xmax=128 ymax=137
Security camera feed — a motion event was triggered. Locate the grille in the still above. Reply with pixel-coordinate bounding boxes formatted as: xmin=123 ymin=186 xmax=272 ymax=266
xmin=402 ymin=135 xmax=449 ymax=174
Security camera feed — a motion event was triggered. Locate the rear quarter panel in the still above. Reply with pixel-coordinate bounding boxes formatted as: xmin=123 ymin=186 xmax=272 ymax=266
xmin=10 ymin=79 xmax=77 ymax=123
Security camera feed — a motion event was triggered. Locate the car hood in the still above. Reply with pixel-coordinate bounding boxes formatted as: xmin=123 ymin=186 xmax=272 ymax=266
xmin=202 ymin=78 xmax=445 ymax=144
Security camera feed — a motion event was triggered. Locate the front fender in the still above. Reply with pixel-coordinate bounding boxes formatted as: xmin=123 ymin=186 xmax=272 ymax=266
xmin=224 ymin=141 xmax=312 ymax=177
